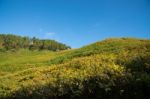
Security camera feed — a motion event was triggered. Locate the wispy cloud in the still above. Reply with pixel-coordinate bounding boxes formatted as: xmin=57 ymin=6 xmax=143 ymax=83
xmin=43 ymin=32 xmax=58 ymax=40
xmin=38 ymin=31 xmax=61 ymax=42
xmin=45 ymin=32 xmax=55 ymax=36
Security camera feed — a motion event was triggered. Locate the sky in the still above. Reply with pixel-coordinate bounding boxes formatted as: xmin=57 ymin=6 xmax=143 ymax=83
xmin=0 ymin=0 xmax=150 ymax=48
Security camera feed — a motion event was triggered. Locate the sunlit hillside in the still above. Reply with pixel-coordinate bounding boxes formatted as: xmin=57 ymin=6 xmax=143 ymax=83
xmin=0 ymin=38 xmax=150 ymax=99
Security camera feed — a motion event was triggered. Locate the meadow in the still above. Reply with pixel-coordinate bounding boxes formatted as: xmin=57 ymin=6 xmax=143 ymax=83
xmin=0 ymin=38 xmax=150 ymax=99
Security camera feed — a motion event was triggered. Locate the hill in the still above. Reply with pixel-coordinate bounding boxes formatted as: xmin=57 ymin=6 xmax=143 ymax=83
xmin=0 ymin=38 xmax=150 ymax=99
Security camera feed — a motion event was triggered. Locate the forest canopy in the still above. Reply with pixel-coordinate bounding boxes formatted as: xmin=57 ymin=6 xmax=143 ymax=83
xmin=0 ymin=34 xmax=71 ymax=51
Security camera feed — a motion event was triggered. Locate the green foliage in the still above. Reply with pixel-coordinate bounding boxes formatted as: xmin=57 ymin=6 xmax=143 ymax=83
xmin=0 ymin=34 xmax=71 ymax=51
xmin=0 ymin=38 xmax=149 ymax=99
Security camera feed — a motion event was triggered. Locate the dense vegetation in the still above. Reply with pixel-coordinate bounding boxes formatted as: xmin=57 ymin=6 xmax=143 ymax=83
xmin=0 ymin=38 xmax=149 ymax=99
xmin=0 ymin=34 xmax=71 ymax=51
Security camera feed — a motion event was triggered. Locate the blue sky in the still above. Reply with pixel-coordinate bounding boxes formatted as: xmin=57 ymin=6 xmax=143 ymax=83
xmin=0 ymin=0 xmax=150 ymax=48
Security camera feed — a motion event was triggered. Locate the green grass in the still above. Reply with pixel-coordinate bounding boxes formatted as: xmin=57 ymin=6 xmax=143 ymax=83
xmin=0 ymin=49 xmax=71 ymax=75
xmin=48 ymin=38 xmax=150 ymax=65
xmin=0 ymin=38 xmax=150 ymax=99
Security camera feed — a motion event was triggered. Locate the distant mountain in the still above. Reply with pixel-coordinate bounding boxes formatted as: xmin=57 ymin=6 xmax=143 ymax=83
xmin=0 ymin=34 xmax=71 ymax=51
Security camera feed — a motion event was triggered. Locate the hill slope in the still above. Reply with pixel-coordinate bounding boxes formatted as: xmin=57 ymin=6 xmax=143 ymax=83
xmin=0 ymin=38 xmax=150 ymax=99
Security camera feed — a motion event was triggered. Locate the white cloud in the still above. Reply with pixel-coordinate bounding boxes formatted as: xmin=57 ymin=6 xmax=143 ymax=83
xmin=54 ymin=38 xmax=60 ymax=42
xmin=45 ymin=32 xmax=55 ymax=36
xmin=39 ymin=32 xmax=61 ymax=42
xmin=42 ymin=32 xmax=56 ymax=39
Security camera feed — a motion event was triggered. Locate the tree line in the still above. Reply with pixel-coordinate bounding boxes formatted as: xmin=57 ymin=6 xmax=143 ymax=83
xmin=0 ymin=34 xmax=71 ymax=51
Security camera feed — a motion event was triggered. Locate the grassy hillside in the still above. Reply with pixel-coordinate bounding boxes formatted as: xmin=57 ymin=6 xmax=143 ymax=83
xmin=0 ymin=49 xmax=70 ymax=76
xmin=0 ymin=38 xmax=150 ymax=99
